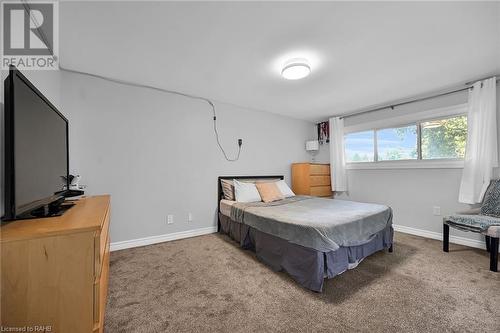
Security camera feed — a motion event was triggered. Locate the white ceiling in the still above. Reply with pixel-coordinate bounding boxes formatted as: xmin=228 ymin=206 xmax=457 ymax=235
xmin=59 ymin=1 xmax=500 ymax=121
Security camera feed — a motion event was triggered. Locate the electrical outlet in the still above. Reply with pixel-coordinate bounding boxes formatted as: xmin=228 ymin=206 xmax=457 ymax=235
xmin=188 ymin=213 xmax=193 ymax=222
xmin=433 ymin=206 xmax=441 ymax=216
xmin=167 ymin=214 xmax=174 ymax=224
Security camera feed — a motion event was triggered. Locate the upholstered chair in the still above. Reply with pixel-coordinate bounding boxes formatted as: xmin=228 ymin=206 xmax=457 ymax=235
xmin=443 ymin=179 xmax=500 ymax=272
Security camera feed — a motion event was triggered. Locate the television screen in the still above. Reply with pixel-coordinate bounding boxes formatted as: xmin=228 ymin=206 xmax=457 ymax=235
xmin=4 ymin=67 xmax=69 ymax=219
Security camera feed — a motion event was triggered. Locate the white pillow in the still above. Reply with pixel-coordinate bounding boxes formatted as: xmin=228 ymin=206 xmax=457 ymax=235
xmin=275 ymin=180 xmax=295 ymax=197
xmin=233 ymin=179 xmax=262 ymax=203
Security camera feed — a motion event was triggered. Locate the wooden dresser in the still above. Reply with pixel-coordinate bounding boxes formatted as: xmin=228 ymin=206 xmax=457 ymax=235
xmin=1 ymin=195 xmax=111 ymax=333
xmin=292 ymin=163 xmax=333 ymax=197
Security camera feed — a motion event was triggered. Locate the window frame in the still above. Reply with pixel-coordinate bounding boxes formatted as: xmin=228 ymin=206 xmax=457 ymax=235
xmin=344 ymin=104 xmax=467 ymax=170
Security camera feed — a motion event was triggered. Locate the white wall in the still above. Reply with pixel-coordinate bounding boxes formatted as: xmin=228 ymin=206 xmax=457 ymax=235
xmin=318 ymin=87 xmax=500 ymax=243
xmin=3 ymin=68 xmax=498 ymax=249
xmin=57 ymin=71 xmax=312 ymax=243
xmin=0 ymin=70 xmax=313 ymax=242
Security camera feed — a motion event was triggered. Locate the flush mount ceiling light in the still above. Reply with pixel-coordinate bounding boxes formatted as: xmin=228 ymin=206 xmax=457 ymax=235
xmin=281 ymin=58 xmax=311 ymax=80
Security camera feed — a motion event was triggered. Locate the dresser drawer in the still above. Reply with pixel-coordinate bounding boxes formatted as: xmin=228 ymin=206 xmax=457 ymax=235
xmin=93 ymin=237 xmax=109 ymax=331
xmin=310 ymin=164 xmax=330 ymax=175
xmin=310 ymin=175 xmax=330 ymax=186
xmin=94 ymin=206 xmax=110 ymax=277
xmin=310 ymin=185 xmax=332 ymax=197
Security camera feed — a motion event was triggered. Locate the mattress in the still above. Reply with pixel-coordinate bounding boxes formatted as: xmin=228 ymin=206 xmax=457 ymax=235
xmin=230 ymin=196 xmax=392 ymax=252
xmin=220 ymin=199 xmax=236 ymax=217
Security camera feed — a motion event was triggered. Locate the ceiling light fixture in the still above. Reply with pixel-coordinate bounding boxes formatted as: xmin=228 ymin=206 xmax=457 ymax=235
xmin=281 ymin=58 xmax=311 ymax=80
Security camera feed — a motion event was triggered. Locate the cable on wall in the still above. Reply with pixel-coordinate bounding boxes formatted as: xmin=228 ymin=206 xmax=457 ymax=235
xmin=59 ymin=66 xmax=242 ymax=162
xmin=21 ymin=0 xmax=242 ymax=162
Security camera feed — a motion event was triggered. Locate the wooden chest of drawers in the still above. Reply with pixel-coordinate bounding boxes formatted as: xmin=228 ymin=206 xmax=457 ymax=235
xmin=292 ymin=163 xmax=333 ymax=198
xmin=1 ymin=195 xmax=111 ymax=333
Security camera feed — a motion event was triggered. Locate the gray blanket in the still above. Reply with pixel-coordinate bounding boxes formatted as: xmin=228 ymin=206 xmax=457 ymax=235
xmin=230 ymin=196 xmax=392 ymax=252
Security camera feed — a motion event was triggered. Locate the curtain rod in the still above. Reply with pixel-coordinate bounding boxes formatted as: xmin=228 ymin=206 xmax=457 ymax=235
xmin=338 ymin=76 xmax=499 ymax=120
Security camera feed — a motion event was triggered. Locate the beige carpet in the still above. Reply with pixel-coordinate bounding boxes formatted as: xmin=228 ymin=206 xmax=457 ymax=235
xmin=105 ymin=232 xmax=500 ymax=332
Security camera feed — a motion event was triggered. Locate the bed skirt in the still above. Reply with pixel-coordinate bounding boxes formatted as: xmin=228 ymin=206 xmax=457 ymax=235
xmin=218 ymin=213 xmax=393 ymax=292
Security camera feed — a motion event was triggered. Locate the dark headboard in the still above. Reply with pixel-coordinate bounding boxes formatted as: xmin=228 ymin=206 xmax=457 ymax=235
xmin=217 ymin=175 xmax=284 ymax=231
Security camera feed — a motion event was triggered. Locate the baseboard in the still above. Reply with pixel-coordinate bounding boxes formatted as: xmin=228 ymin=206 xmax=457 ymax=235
xmin=110 ymin=226 xmax=217 ymax=252
xmin=110 ymin=224 xmax=494 ymax=253
xmin=393 ymin=224 xmax=499 ymax=252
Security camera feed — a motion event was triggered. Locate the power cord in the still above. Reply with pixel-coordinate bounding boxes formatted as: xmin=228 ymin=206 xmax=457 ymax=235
xmin=58 ymin=66 xmax=242 ymax=162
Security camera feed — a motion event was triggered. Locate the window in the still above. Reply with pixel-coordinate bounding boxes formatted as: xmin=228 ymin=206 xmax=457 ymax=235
xmin=377 ymin=125 xmax=417 ymax=161
xmin=421 ymin=115 xmax=467 ymax=159
xmin=345 ymin=131 xmax=374 ymax=162
xmin=345 ymin=114 xmax=467 ymax=164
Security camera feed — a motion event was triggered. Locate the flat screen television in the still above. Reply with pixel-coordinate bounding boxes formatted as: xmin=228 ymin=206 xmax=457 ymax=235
xmin=3 ymin=66 xmax=70 ymax=220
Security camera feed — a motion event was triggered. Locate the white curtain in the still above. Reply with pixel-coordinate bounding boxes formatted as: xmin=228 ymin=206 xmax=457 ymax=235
xmin=329 ymin=117 xmax=348 ymax=191
xmin=459 ymin=77 xmax=498 ymax=204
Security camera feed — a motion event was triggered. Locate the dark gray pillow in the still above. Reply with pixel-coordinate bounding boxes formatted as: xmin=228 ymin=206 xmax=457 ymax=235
xmin=220 ymin=179 xmax=235 ymax=201
xmin=481 ymin=179 xmax=500 ymax=217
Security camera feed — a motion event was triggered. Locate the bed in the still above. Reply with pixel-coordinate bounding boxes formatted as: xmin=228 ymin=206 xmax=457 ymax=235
xmin=217 ymin=175 xmax=393 ymax=292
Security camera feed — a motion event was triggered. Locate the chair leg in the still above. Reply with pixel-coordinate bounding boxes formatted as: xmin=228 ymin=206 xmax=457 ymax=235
xmin=490 ymin=237 xmax=498 ymax=272
xmin=485 ymin=235 xmax=491 ymax=253
xmin=443 ymin=224 xmax=449 ymax=252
